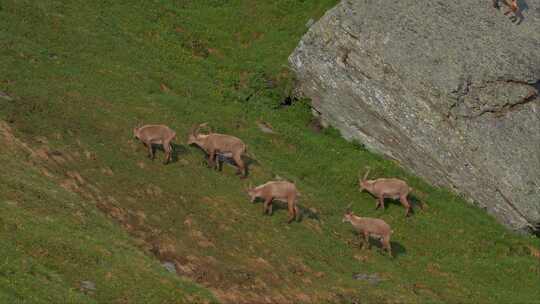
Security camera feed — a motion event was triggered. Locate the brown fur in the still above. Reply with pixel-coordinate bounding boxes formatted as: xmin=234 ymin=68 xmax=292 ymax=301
xmin=342 ymin=211 xmax=392 ymax=257
xmin=187 ymin=123 xmax=247 ymax=178
xmin=247 ymin=181 xmax=301 ymax=223
xmin=493 ymin=0 xmax=520 ymax=22
xmin=359 ymin=169 xmax=416 ymax=217
xmin=133 ymin=124 xmax=176 ymax=164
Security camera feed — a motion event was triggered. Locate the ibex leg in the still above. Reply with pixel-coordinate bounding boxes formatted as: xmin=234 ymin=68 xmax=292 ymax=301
xmin=383 ymin=237 xmax=392 ymax=257
xmin=263 ymin=198 xmax=272 ymax=215
xmin=400 ymin=195 xmax=411 ymax=217
xmin=287 ymin=200 xmax=295 ymax=223
xmin=376 ymin=197 xmax=385 ymax=209
xmin=233 ymin=154 xmax=246 ymax=178
xmin=163 ymin=141 xmax=171 ymax=164
xmin=207 ymin=150 xmax=216 ymax=168
xmin=145 ymin=141 xmax=154 ymax=159
xmin=363 ymin=232 xmax=370 ymax=249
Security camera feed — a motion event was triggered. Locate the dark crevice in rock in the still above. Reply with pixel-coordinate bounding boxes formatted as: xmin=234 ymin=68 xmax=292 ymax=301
xmin=450 ymin=79 xmax=539 ymax=119
xmin=533 ymin=224 xmax=540 ymax=238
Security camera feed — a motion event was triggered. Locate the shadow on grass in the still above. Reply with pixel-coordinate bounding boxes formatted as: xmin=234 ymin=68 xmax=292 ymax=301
xmin=349 ymin=230 xmax=407 ymax=258
xmin=251 ymin=199 xmax=317 ymax=223
xmin=216 ymin=153 xmax=259 ymax=178
xmin=369 ymin=196 xmax=425 ymax=216
xmin=143 ymin=143 xmax=189 ymax=164
xmin=171 ymin=143 xmax=189 ymax=163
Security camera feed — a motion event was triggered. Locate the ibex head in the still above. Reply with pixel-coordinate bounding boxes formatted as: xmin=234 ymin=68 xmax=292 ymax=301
xmin=358 ymin=167 xmax=371 ymax=192
xmin=187 ymin=123 xmax=209 ymax=145
xmin=342 ymin=203 xmax=354 ymax=223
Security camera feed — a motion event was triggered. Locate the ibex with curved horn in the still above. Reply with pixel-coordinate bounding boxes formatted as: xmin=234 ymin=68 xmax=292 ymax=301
xmin=133 ymin=124 xmax=176 ymax=164
xmin=187 ymin=123 xmax=248 ymax=178
xmin=358 ymin=167 xmax=418 ymax=217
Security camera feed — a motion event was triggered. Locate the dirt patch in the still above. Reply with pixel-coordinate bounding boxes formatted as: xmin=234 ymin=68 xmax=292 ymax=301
xmin=66 ymin=171 xmax=85 ymax=185
xmin=528 ymin=245 xmax=540 ymax=260
xmin=145 ymin=184 xmax=163 ymax=197
xmin=101 ymin=167 xmax=114 ymax=176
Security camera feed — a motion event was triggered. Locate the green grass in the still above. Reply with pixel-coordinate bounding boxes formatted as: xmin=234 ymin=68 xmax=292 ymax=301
xmin=1 ymin=0 xmax=539 ymax=303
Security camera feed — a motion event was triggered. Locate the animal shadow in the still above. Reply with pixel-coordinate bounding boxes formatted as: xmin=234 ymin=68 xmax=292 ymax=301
xmin=215 ymin=153 xmax=258 ymax=178
xmin=148 ymin=143 xmax=188 ymax=164
xmin=298 ymin=205 xmax=320 ymax=222
xmin=389 ymin=241 xmax=406 ymax=258
xmin=170 ymin=143 xmax=189 ymax=163
xmin=253 ymin=199 xmax=303 ymax=223
xmin=409 ymin=196 xmax=425 ymax=212
xmin=350 ymin=230 xmax=406 ymax=258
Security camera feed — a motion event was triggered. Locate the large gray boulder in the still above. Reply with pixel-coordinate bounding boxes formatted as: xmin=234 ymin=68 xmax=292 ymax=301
xmin=289 ymin=0 xmax=540 ymax=234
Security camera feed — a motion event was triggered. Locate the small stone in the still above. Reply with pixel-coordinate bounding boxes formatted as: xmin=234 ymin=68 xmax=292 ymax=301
xmin=162 ymin=261 xmax=177 ymax=274
xmin=80 ymin=280 xmax=96 ymax=292
xmin=352 ymin=273 xmax=382 ymax=285
xmin=0 ymin=91 xmax=13 ymax=101
xmin=257 ymin=121 xmax=275 ymax=134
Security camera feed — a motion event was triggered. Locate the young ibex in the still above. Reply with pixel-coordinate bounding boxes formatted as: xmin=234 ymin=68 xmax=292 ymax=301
xmin=133 ymin=124 xmax=176 ymax=164
xmin=342 ymin=210 xmax=393 ymax=257
xmin=187 ymin=123 xmax=247 ymax=178
xmin=492 ymin=0 xmax=521 ymax=23
xmin=247 ymin=181 xmax=301 ymax=223
xmin=358 ymin=168 xmax=418 ymax=217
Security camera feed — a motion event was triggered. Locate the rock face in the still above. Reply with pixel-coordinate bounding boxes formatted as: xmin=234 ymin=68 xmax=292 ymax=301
xmin=289 ymin=0 xmax=540 ymax=233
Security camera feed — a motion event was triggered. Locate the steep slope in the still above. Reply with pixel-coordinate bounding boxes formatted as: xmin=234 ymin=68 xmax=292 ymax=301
xmin=1 ymin=1 xmax=539 ymax=303
xmin=0 ymin=122 xmax=216 ymax=303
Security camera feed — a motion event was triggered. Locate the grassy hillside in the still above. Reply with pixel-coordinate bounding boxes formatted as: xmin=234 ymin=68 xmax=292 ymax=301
xmin=1 ymin=0 xmax=539 ymax=303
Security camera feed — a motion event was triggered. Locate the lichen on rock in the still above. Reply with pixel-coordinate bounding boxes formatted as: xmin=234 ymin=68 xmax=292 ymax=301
xmin=289 ymin=0 xmax=540 ymax=233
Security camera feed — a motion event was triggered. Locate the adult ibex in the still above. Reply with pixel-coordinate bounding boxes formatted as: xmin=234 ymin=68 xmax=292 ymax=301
xmin=133 ymin=124 xmax=176 ymax=164
xmin=342 ymin=209 xmax=393 ymax=257
xmin=358 ymin=168 xmax=418 ymax=217
xmin=246 ymin=181 xmax=301 ymax=223
xmin=187 ymin=123 xmax=247 ymax=178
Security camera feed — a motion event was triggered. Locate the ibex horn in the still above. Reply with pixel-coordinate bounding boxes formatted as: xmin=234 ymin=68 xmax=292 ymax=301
xmin=362 ymin=167 xmax=371 ymax=181
xmin=198 ymin=122 xmax=212 ymax=134
xmin=190 ymin=124 xmax=198 ymax=135
xmin=345 ymin=202 xmax=353 ymax=213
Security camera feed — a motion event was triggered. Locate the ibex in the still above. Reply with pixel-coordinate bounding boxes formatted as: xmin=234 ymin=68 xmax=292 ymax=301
xmin=358 ymin=168 xmax=418 ymax=217
xmin=187 ymin=123 xmax=247 ymax=178
xmin=492 ymin=0 xmax=521 ymax=23
xmin=133 ymin=124 xmax=176 ymax=164
xmin=246 ymin=181 xmax=301 ymax=223
xmin=342 ymin=209 xmax=393 ymax=257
